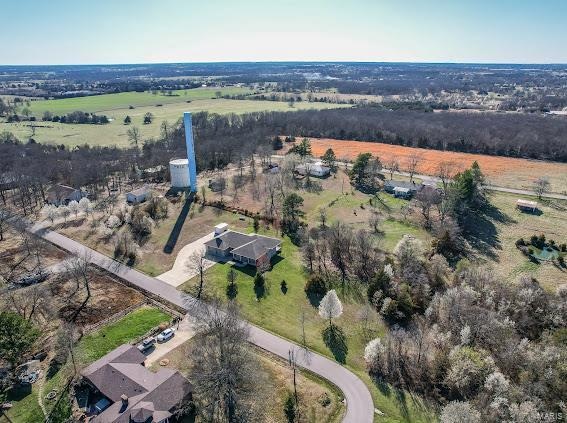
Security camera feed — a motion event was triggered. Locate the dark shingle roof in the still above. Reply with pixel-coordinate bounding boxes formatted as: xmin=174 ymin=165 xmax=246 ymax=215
xmin=232 ymin=236 xmax=281 ymax=260
xmin=82 ymin=344 xmax=193 ymax=423
xmin=204 ymin=230 xmax=281 ymax=260
xmin=204 ymin=231 xmax=254 ymax=251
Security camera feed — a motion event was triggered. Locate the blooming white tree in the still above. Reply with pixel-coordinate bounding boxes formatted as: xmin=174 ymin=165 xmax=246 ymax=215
xmin=78 ymin=197 xmax=92 ymax=216
xmin=43 ymin=205 xmax=59 ymax=224
xmin=393 ymin=234 xmax=424 ymax=263
xmin=460 ymin=325 xmax=471 ymax=346
xmin=364 ymin=337 xmax=385 ymax=367
xmin=318 ymin=289 xmax=343 ymax=328
xmin=440 ymin=401 xmax=481 ymax=423
xmin=383 ymin=263 xmax=394 ymax=278
xmin=59 ymin=205 xmax=71 ymax=223
xmin=484 ymin=371 xmax=510 ymax=396
xmin=68 ymin=200 xmax=80 ymax=218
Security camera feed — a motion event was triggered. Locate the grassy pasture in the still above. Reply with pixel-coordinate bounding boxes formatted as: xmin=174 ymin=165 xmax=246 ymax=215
xmin=2 ymin=97 xmax=349 ymax=148
xmin=26 ymin=87 xmax=255 ymax=115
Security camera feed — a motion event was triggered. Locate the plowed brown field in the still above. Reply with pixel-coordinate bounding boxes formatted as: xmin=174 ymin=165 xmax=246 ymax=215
xmin=308 ymin=138 xmax=567 ymax=193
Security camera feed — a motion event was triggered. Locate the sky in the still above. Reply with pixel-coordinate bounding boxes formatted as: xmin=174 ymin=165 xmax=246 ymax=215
xmin=2 ymin=0 xmax=567 ymax=65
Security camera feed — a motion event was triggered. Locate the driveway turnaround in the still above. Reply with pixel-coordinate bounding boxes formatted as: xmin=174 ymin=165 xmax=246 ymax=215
xmin=30 ymin=224 xmax=374 ymax=423
xmin=144 ymin=315 xmax=195 ymax=366
xmin=156 ymin=232 xmax=216 ymax=287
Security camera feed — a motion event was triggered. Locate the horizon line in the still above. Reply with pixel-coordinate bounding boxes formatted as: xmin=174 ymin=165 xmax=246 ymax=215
xmin=2 ymin=60 xmax=567 ymax=67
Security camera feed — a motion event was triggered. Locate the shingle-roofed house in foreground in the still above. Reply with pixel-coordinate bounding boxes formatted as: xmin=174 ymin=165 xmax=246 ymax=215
xmin=81 ymin=344 xmax=193 ymax=423
xmin=204 ymin=228 xmax=282 ymax=268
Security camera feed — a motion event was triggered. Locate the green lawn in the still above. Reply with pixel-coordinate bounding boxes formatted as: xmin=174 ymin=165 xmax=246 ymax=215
xmin=180 ymin=232 xmax=435 ymax=422
xmin=26 ymin=87 xmax=256 ymax=115
xmin=76 ymin=306 xmax=170 ymax=363
xmin=2 ymin=306 xmax=170 ymax=423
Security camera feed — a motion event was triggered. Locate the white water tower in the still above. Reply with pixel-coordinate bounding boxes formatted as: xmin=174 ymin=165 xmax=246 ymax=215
xmin=169 ymin=158 xmax=190 ymax=188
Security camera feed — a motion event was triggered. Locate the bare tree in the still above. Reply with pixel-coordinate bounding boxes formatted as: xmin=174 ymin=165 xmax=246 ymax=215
xmin=533 ymin=176 xmax=550 ymax=199
xmin=187 ymin=250 xmax=207 ymax=299
xmin=368 ymin=210 xmax=383 ymax=234
xmin=318 ymin=206 xmax=328 ymax=228
xmin=127 ymin=126 xmax=141 ymax=148
xmin=406 ymin=153 xmax=422 ymax=183
xmin=64 ymin=252 xmax=92 ymax=323
xmin=4 ymin=283 xmax=53 ymax=324
xmin=188 ymin=301 xmax=266 ymax=422
xmin=288 ymin=349 xmax=301 ymax=422
xmin=0 ymin=208 xmax=11 ymax=241
xmin=413 ymin=187 xmax=442 ymax=229
xmin=384 ymin=155 xmax=400 ymax=180
xmin=436 ymin=161 xmax=456 ymax=192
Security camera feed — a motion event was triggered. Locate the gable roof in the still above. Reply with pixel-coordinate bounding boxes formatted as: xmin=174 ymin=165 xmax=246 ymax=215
xmin=232 ymin=236 xmax=281 ymax=260
xmin=127 ymin=186 xmax=150 ymax=197
xmin=204 ymin=230 xmax=282 ymax=260
xmin=204 ymin=230 xmax=255 ymax=251
xmin=384 ymin=180 xmax=420 ymax=191
xmin=82 ymin=344 xmax=193 ymax=423
xmin=46 ymin=184 xmax=81 ymax=202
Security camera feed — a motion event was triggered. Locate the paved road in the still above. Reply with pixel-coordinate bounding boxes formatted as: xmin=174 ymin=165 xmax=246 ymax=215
xmin=156 ymin=232 xmax=216 ymax=287
xmin=270 ymin=154 xmax=567 ymax=201
xmin=30 ymin=224 xmax=374 ymax=423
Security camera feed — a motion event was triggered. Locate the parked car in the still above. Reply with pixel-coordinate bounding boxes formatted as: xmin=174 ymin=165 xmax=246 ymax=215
xmin=156 ymin=328 xmax=174 ymax=343
xmin=137 ymin=337 xmax=156 ymax=352
xmin=13 ymin=269 xmax=49 ymax=287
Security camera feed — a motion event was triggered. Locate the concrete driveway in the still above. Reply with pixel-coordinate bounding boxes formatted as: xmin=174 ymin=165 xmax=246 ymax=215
xmin=156 ymin=232 xmax=217 ymax=287
xmin=144 ymin=316 xmax=195 ymax=366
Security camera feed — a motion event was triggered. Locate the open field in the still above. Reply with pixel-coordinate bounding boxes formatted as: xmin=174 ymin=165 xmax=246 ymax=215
xmin=26 ymin=87 xmax=257 ymax=115
xmin=1 ymin=86 xmax=349 ymax=148
xmin=150 ymin=337 xmax=346 ymax=423
xmin=1 ymin=99 xmax=348 ymax=148
xmin=308 ymin=138 xmax=567 ymax=193
xmin=474 ymin=192 xmax=567 ymax=288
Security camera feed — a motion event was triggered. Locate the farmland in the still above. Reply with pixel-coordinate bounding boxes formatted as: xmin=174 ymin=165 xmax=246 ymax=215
xmin=1 ymin=87 xmax=349 ymax=148
xmin=308 ymin=138 xmax=567 ymax=193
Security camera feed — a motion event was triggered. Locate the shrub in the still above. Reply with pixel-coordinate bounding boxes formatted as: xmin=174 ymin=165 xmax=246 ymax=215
xmin=560 ymin=243 xmax=567 ymax=252
xmin=254 ymin=272 xmax=265 ymax=289
xmin=515 ymin=238 xmax=526 ymax=247
xmin=558 ymin=256 xmax=565 ymax=267
xmin=280 ymin=280 xmax=288 ymax=294
xmin=283 ymin=393 xmax=296 ymax=423
xmin=528 ymin=247 xmax=534 ymax=255
xmin=304 ymin=274 xmax=327 ymax=296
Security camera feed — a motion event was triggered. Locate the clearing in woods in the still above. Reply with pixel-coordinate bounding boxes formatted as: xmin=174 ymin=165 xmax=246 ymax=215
xmin=308 ymin=138 xmax=567 ymax=193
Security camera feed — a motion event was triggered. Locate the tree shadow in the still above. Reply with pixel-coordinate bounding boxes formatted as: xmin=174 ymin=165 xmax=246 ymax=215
xmin=226 ymin=283 xmax=238 ymax=299
xmin=163 ymin=192 xmax=194 ymax=254
xmin=461 ymin=210 xmax=502 ymax=260
xmin=322 ymin=325 xmax=348 ymax=364
xmin=306 ymin=291 xmax=324 ymax=307
xmin=371 ymin=374 xmax=391 ymax=397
